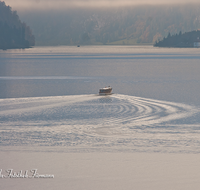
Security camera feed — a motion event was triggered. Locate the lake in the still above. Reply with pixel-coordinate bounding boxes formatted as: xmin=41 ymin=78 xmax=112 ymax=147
xmin=0 ymin=45 xmax=200 ymax=190
xmin=1 ymin=45 xmax=200 ymax=105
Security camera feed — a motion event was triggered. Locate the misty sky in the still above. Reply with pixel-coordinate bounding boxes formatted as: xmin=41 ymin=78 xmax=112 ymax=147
xmin=4 ymin=0 xmax=200 ymax=10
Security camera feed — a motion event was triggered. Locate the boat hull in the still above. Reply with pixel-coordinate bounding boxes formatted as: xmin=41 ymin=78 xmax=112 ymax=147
xmin=99 ymin=87 xmax=112 ymax=95
xmin=99 ymin=92 xmax=112 ymax=95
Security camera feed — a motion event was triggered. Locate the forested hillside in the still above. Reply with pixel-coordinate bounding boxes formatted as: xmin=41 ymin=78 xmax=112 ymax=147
xmin=154 ymin=30 xmax=200 ymax=47
xmin=0 ymin=1 xmax=35 ymax=49
xmin=18 ymin=5 xmax=200 ymax=46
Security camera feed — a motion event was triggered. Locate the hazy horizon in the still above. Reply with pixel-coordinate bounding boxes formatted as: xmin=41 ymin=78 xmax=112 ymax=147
xmin=4 ymin=0 xmax=200 ymax=11
xmin=2 ymin=0 xmax=200 ymax=46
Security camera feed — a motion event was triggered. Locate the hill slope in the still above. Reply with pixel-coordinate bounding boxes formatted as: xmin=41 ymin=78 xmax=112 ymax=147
xmin=154 ymin=30 xmax=200 ymax=47
xmin=0 ymin=1 xmax=35 ymax=50
xmin=19 ymin=5 xmax=200 ymax=46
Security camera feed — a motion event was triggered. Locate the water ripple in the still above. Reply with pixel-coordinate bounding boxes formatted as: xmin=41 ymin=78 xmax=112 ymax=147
xmin=0 ymin=94 xmax=200 ymax=153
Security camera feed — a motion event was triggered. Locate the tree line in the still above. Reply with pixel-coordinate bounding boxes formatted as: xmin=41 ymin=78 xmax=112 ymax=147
xmin=154 ymin=30 xmax=200 ymax=47
xmin=0 ymin=1 xmax=35 ymax=50
xmin=19 ymin=5 xmax=200 ymax=46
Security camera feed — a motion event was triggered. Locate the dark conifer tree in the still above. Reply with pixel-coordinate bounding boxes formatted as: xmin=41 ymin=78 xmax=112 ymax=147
xmin=0 ymin=1 xmax=35 ymax=49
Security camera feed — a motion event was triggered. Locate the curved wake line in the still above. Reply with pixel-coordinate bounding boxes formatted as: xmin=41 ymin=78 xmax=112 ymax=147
xmin=111 ymin=94 xmax=198 ymax=127
xmin=0 ymin=76 xmax=92 ymax=80
xmin=0 ymin=94 xmax=199 ymax=127
xmin=1 ymin=94 xmax=200 ymax=153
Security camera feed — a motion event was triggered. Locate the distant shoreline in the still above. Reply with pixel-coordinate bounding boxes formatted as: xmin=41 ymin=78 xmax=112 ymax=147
xmin=154 ymin=30 xmax=200 ymax=48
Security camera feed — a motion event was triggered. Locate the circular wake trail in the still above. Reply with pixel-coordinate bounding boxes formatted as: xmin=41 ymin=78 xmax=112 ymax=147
xmin=111 ymin=94 xmax=197 ymax=127
xmin=0 ymin=93 xmax=198 ymax=128
xmin=0 ymin=94 xmax=200 ymax=153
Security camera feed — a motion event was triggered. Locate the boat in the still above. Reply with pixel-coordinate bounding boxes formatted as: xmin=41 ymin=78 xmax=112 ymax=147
xmin=99 ymin=86 xmax=112 ymax=95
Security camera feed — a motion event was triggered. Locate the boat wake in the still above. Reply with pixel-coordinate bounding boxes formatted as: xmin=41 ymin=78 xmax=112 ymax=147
xmin=0 ymin=94 xmax=200 ymax=153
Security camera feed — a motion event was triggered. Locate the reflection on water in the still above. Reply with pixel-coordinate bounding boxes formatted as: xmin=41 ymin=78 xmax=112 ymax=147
xmin=0 ymin=46 xmax=200 ymax=106
xmin=0 ymin=94 xmax=200 ymax=153
xmin=99 ymin=96 xmax=113 ymax=103
xmin=1 ymin=46 xmax=200 ymax=153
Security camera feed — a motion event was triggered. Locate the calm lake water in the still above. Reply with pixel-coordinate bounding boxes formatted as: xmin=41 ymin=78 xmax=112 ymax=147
xmin=1 ymin=46 xmax=200 ymax=190
xmin=0 ymin=45 xmax=200 ymax=153
xmin=1 ymin=45 xmax=200 ymax=105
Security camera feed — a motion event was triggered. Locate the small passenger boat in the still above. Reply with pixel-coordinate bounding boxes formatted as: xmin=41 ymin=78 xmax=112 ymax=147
xmin=99 ymin=86 xmax=112 ymax=95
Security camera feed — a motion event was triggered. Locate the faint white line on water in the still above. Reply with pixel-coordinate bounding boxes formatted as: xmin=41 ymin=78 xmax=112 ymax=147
xmin=0 ymin=94 xmax=100 ymax=116
xmin=0 ymin=76 xmax=93 ymax=80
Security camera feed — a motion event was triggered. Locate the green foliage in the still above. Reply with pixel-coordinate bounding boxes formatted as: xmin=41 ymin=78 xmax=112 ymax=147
xmin=0 ymin=1 xmax=35 ymax=49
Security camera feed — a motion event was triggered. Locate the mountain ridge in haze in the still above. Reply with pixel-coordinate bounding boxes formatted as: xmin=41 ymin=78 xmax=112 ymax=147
xmin=18 ymin=5 xmax=200 ymax=46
